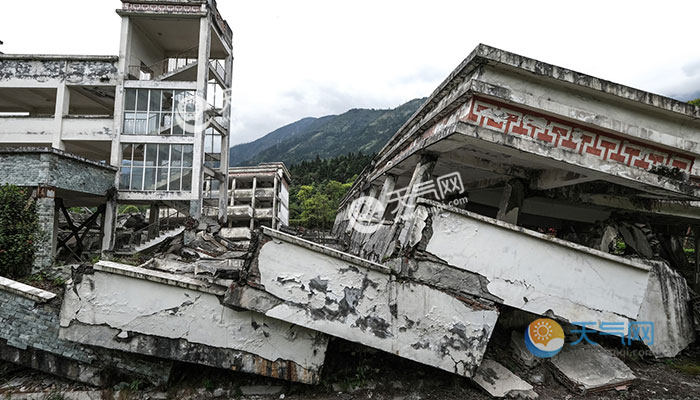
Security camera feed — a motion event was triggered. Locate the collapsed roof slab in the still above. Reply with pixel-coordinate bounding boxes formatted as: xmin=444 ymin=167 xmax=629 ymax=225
xmin=59 ymin=261 xmax=328 ymax=384
xmin=224 ymin=228 xmax=499 ymax=378
xmin=408 ymin=200 xmax=694 ymax=356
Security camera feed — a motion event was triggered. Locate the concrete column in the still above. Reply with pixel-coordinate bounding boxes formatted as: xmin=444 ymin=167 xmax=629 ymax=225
xmin=101 ymin=199 xmax=117 ymax=253
xmin=272 ymin=175 xmax=279 ymax=229
xmin=190 ymin=15 xmax=212 ymax=221
xmin=148 ymin=203 xmax=160 ymax=239
xmin=34 ymin=188 xmax=57 ymax=272
xmin=372 ymin=175 xmax=396 ymax=222
xmin=111 ymin=15 xmax=131 ymax=169
xmin=218 ymin=54 xmax=233 ymax=224
xmin=250 ymin=177 xmax=257 ymax=230
xmin=228 ymin=178 xmax=236 ymax=228
xmin=52 ymin=84 xmax=70 ymax=150
xmin=496 ymin=179 xmax=525 ymax=225
xmin=393 ymin=155 xmax=437 ymax=223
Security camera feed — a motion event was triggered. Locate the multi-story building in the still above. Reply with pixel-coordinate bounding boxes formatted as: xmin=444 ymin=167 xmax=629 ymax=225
xmin=0 ymin=0 xmax=233 ymax=265
xmin=209 ymin=162 xmax=291 ymax=240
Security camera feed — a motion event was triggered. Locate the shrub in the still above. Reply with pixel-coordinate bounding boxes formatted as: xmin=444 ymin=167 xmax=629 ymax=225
xmin=0 ymin=184 xmax=39 ymax=278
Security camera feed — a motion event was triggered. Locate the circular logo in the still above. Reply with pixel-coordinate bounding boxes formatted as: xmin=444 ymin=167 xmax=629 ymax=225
xmin=524 ymin=318 xmax=565 ymax=358
xmin=347 ymin=196 xmax=385 ymax=234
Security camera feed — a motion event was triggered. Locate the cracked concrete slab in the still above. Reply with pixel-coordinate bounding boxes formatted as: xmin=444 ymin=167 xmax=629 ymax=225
xmin=58 ymin=263 xmax=328 ymax=384
xmin=549 ymin=344 xmax=636 ymax=393
xmin=416 ymin=200 xmax=652 ymax=336
xmin=225 ymin=228 xmax=499 ymax=378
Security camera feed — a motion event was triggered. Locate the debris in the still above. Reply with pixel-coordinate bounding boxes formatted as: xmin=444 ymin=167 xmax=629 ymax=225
xmin=549 ymin=344 xmax=636 ymax=394
xmin=510 ymin=331 xmax=540 ymax=368
xmin=473 ymin=359 xmax=538 ymax=398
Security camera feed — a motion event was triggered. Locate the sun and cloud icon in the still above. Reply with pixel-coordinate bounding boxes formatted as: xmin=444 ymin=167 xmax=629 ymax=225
xmin=525 ymin=318 xmax=565 ymax=358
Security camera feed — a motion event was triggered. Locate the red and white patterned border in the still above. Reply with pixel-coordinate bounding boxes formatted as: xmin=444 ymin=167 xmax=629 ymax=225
xmin=122 ymin=3 xmax=202 ymax=14
xmin=431 ymin=97 xmax=694 ymax=175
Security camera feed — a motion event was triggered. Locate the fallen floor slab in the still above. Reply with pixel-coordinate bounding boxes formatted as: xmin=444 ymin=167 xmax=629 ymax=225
xmin=224 ymin=227 xmax=499 ymax=378
xmin=412 ymin=200 xmax=653 ymax=336
xmin=549 ymin=344 xmax=636 ymax=394
xmin=59 ymin=261 xmax=328 ymax=384
xmin=473 ymin=359 xmax=538 ymax=399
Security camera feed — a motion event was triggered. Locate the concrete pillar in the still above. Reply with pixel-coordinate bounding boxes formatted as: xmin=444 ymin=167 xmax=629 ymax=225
xmin=218 ymin=53 xmax=233 ymax=224
xmin=148 ymin=203 xmax=160 ymax=239
xmin=52 ymin=84 xmax=70 ymax=151
xmin=393 ymin=155 xmax=437 ymax=223
xmin=272 ymin=175 xmax=279 ymax=229
xmin=250 ymin=177 xmax=257 ymax=230
xmin=34 ymin=188 xmax=57 ymax=272
xmin=101 ymin=199 xmax=117 ymax=253
xmin=190 ymin=15 xmax=212 ymax=221
xmin=496 ymin=179 xmax=525 ymax=225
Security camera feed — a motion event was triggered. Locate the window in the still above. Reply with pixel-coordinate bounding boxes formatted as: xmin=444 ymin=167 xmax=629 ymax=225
xmin=119 ymin=144 xmax=194 ymax=191
xmin=123 ymin=88 xmax=195 ymax=136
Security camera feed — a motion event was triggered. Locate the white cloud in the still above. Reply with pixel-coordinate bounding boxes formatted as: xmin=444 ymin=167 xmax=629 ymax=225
xmin=2 ymin=0 xmax=699 ymax=145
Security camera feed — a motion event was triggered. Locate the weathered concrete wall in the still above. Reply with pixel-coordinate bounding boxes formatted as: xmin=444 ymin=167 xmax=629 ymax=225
xmin=226 ymin=229 xmax=499 ymax=378
xmin=0 ymin=278 xmax=172 ymax=386
xmin=34 ymin=195 xmax=57 ymax=271
xmin=415 ymin=200 xmax=652 ymax=334
xmin=0 ymin=149 xmax=116 ymax=196
xmin=0 ymin=56 xmax=118 ymax=86
xmin=59 ymin=264 xmax=328 ymax=384
xmin=636 ymin=261 xmax=696 ymax=357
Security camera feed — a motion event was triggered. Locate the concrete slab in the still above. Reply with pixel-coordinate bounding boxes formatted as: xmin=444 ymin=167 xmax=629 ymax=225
xmin=473 ymin=359 xmax=538 ymax=399
xmin=59 ymin=263 xmax=328 ymax=384
xmin=416 ymin=200 xmax=652 ymax=335
xmin=549 ymin=344 xmax=636 ymax=393
xmin=225 ymin=228 xmax=499 ymax=378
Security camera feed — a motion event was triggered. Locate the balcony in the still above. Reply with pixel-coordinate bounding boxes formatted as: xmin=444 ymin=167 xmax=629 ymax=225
xmin=0 ymin=117 xmax=55 ymax=143
xmin=233 ymin=188 xmax=275 ymax=199
xmin=62 ymin=117 xmax=114 ymax=141
xmin=227 ymin=205 xmax=253 ymax=219
xmin=254 ymin=208 xmax=273 ymax=219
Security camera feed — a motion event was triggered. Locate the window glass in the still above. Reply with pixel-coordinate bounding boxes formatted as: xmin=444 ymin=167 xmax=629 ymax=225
xmin=131 ymin=167 xmax=144 ymax=190
xmin=148 ymin=113 xmax=159 ymax=135
xmin=124 ymin=89 xmax=136 ymax=111
xmin=149 ymin=90 xmax=161 ymax=113
xmin=145 ymin=144 xmax=157 ymax=167
xmin=132 ymin=144 xmax=145 ymax=167
xmin=158 ymin=144 xmax=169 ymax=167
xmin=133 ymin=112 xmax=148 ymax=135
xmin=119 ymin=167 xmax=131 ymax=190
xmin=161 ymin=90 xmax=174 ymax=112
xmin=136 ymin=89 xmax=149 ymax=112
xmin=160 ymin=113 xmax=172 ymax=135
xmin=183 ymin=145 xmax=193 ymax=167
xmin=171 ymin=145 xmax=183 ymax=167
xmin=157 ymin=168 xmax=169 ymax=190
xmin=169 ymin=167 xmax=182 ymax=191
xmin=144 ymin=168 xmax=156 ymax=190
xmin=181 ymin=168 xmax=192 ymax=191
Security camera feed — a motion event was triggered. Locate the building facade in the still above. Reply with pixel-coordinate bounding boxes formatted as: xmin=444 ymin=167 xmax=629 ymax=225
xmin=213 ymin=162 xmax=291 ymax=240
xmin=0 ymin=0 xmax=233 ymax=261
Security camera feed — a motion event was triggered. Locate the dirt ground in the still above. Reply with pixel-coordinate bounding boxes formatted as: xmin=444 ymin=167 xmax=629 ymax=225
xmin=1 ymin=337 xmax=699 ymax=400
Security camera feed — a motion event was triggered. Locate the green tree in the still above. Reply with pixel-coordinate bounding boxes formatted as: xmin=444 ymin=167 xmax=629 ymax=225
xmin=690 ymin=98 xmax=700 ymax=107
xmin=0 ymin=185 xmax=39 ymax=278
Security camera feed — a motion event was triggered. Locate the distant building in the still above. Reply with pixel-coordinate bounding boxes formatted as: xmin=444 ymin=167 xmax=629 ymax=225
xmin=211 ymin=162 xmax=291 ymax=240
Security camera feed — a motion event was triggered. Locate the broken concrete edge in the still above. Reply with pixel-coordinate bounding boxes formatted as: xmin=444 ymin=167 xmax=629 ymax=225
xmin=473 ymin=359 xmax=538 ymax=399
xmin=0 ymin=275 xmax=57 ymax=303
xmin=261 ymin=227 xmax=391 ymax=274
xmin=416 ymin=198 xmax=654 ymax=272
xmin=94 ymin=261 xmax=226 ymax=296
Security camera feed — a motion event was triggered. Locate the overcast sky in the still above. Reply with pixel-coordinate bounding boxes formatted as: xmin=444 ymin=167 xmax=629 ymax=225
xmin=1 ymin=1 xmax=699 ymax=146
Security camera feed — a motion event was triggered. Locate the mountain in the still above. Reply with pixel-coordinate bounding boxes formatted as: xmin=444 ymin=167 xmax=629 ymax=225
xmin=229 ymin=98 xmax=425 ymax=167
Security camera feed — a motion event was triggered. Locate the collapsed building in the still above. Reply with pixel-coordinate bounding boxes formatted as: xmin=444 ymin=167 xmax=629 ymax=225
xmin=0 ymin=3 xmax=698 ymax=395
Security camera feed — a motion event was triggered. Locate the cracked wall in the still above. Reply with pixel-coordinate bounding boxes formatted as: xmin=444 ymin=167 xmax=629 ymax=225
xmin=59 ymin=268 xmax=328 ymax=384
xmin=226 ymin=231 xmax=499 ymax=378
